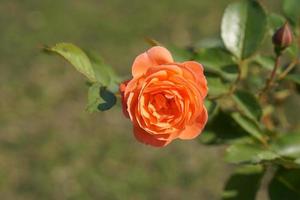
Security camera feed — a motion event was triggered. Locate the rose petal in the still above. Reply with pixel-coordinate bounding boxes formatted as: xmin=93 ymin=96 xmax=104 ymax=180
xmin=124 ymin=47 xmax=209 ymax=147
xmin=119 ymin=80 xmax=130 ymax=118
xmin=132 ymin=46 xmax=173 ymax=77
xmin=182 ymin=61 xmax=207 ymax=98
xmin=178 ymin=107 xmax=208 ymax=140
xmin=147 ymin=46 xmax=174 ymax=65
xmin=182 ymin=61 xmax=203 ymax=74
xmin=132 ymin=53 xmax=153 ymax=78
xmin=133 ymin=125 xmax=172 ymax=147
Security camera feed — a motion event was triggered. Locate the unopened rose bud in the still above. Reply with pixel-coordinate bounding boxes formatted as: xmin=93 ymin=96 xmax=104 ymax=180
xmin=272 ymin=22 xmax=293 ymax=54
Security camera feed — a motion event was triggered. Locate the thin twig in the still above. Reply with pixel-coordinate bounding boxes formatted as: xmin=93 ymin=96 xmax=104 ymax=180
xmin=278 ymin=59 xmax=299 ymax=80
xmin=259 ymin=54 xmax=281 ymax=98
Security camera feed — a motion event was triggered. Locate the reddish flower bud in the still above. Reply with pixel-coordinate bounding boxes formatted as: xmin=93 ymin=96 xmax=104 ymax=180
xmin=272 ymin=22 xmax=293 ymax=52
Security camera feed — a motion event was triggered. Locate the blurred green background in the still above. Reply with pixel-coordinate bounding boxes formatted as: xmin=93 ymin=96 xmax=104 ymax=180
xmin=0 ymin=0 xmax=281 ymax=199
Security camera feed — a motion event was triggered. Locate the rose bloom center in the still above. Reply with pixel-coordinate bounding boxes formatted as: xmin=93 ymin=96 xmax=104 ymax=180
xmin=137 ymin=78 xmax=190 ymax=135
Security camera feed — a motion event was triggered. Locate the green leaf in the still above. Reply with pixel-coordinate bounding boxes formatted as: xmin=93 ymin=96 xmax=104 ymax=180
xmin=195 ymin=37 xmax=224 ymax=49
xmin=170 ymin=46 xmax=193 ymax=62
xmin=198 ymin=130 xmax=217 ymax=145
xmin=233 ymin=90 xmax=262 ymax=121
xmin=222 ymin=165 xmax=264 ymax=200
xmin=225 ymin=139 xmax=278 ymax=164
xmin=283 ymin=0 xmax=300 ymax=26
xmin=45 ymin=43 xmax=120 ymax=88
xmin=85 ymin=51 xmax=111 ymax=86
xmin=286 ymin=74 xmax=300 ymax=85
xmin=253 ymin=55 xmax=275 ymax=70
xmin=45 ymin=43 xmax=96 ymax=82
xmin=225 ymin=132 xmax=300 ymax=167
xmin=86 ymin=83 xmax=117 ymax=113
xmin=286 ymin=42 xmax=299 ymax=58
xmin=221 ymin=1 xmax=267 ymax=59
xmin=271 ymin=133 xmax=300 ymax=159
xmin=269 ymin=168 xmax=300 ymax=200
xmin=87 ymin=83 xmax=102 ymax=113
xmin=85 ymin=51 xmax=120 ymax=92
xmin=206 ymin=76 xmax=231 ymax=97
xmin=194 ymin=47 xmax=237 ymax=81
xmin=205 ymin=100 xmax=219 ymax=120
xmin=201 ymin=111 xmax=248 ymax=145
xmin=231 ymin=112 xmax=265 ymax=143
xmin=98 ymin=87 xmax=117 ymax=111
xmin=268 ymin=13 xmax=286 ymax=36
xmin=195 ymin=47 xmax=236 ymax=68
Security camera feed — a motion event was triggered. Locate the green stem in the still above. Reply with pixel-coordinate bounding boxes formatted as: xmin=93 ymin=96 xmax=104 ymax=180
xmin=229 ymin=61 xmax=243 ymax=94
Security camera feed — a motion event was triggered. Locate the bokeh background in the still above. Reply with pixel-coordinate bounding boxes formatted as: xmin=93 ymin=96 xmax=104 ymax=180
xmin=0 ymin=0 xmax=282 ymax=199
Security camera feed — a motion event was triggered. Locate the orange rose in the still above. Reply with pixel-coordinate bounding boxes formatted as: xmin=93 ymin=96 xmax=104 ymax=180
xmin=120 ymin=46 xmax=208 ymax=147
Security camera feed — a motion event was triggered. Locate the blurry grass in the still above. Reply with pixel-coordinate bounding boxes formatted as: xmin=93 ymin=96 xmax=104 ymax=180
xmin=0 ymin=0 xmax=281 ymax=199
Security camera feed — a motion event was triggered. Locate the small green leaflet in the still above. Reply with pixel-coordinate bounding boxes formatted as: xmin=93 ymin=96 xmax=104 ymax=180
xmin=87 ymin=83 xmax=117 ymax=112
xmin=45 ymin=43 xmax=119 ymax=112
xmin=44 ymin=43 xmax=97 ymax=82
